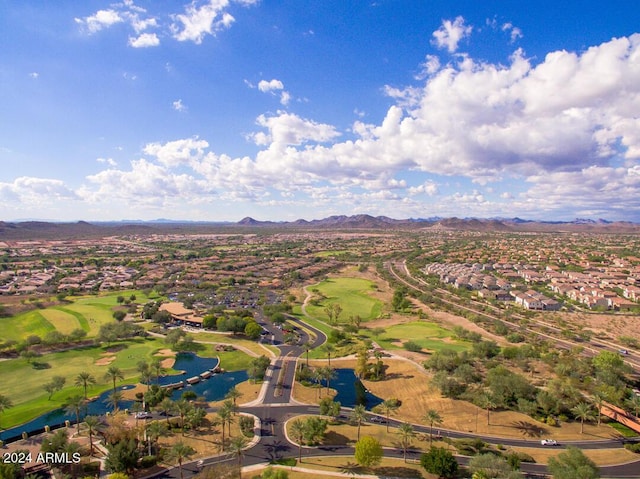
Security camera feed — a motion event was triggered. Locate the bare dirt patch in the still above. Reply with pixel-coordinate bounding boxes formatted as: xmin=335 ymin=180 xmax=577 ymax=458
xmin=155 ymin=348 xmax=175 ymax=357
xmin=159 ymin=357 xmax=175 ymax=368
xmin=154 ymin=348 xmax=177 ymax=368
xmin=95 ymin=355 xmax=116 ymax=366
xmin=313 ymin=358 xmax=620 ymax=441
xmin=560 ymin=312 xmax=640 ymax=341
xmin=120 ymin=383 xmax=147 ymax=401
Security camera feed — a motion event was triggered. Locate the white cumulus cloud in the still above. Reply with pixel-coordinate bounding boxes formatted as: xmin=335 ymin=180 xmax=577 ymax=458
xmin=258 ymin=79 xmax=284 ymax=92
xmin=256 ymin=79 xmax=291 ymax=105
xmin=71 ymin=34 xmax=640 ymax=221
xmin=432 ymin=16 xmax=472 ymax=53
xmin=0 ymin=177 xmax=78 ymax=204
xmin=75 ymin=9 xmax=124 ymax=33
xmin=128 ymin=32 xmax=160 ymax=48
xmin=171 ymin=0 xmax=235 ymax=44
xmin=172 ymin=99 xmax=187 ymax=112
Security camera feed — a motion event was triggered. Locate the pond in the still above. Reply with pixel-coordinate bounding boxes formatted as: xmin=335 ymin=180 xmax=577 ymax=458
xmin=329 ymin=368 xmax=383 ymax=409
xmin=0 ymin=353 xmax=247 ymax=443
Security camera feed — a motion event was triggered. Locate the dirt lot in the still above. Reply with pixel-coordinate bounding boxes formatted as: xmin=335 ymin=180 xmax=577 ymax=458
xmin=307 ymin=357 xmax=619 ymax=441
xmin=559 ymin=311 xmax=640 ymax=341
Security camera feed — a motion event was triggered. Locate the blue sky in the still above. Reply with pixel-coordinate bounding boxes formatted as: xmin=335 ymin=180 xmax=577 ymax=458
xmin=1 ymin=0 xmax=640 ymax=222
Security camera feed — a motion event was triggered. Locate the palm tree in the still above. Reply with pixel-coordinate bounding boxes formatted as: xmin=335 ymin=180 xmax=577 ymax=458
xmin=64 ymin=395 xmax=87 ymax=433
xmin=312 ymin=368 xmax=324 ymax=399
xmin=320 ymin=366 xmax=337 ymax=395
xmin=478 ymin=392 xmax=497 ymax=426
xmin=626 ymin=394 xmax=640 ymax=418
xmin=322 ymin=343 xmax=335 ymax=368
xmin=572 ymin=402 xmax=594 ymax=434
xmin=174 ymin=399 xmax=192 ymax=435
xmin=375 ymin=399 xmax=400 ymax=433
xmin=303 ymin=342 xmax=313 ymax=368
xmin=74 ymin=371 xmax=96 ymax=399
xmin=228 ymin=435 xmax=248 ymax=468
xmin=424 ymin=409 xmax=443 ymax=445
xmin=150 ymin=358 xmax=166 ymax=384
xmin=290 ymin=418 xmax=306 ymax=463
xmin=145 ymin=420 xmax=167 ymax=456
xmin=105 ymin=390 xmax=123 ymax=413
xmin=83 ymin=415 xmax=101 ymax=457
xmin=225 ymin=386 xmax=243 ymax=407
xmin=138 ymin=361 xmax=153 ymax=390
xmin=217 ymin=405 xmax=233 ymax=451
xmin=63 ymin=440 xmax=83 ymax=478
xmin=397 ymin=422 xmax=415 ymax=462
xmin=0 ymin=394 xmax=13 ymax=430
xmin=104 ymin=365 xmax=124 ymax=395
xmin=168 ymin=441 xmax=196 ymax=479
xmin=158 ymin=397 xmax=176 ymax=425
xmin=592 ymin=393 xmax=605 ymax=426
xmin=351 ymin=404 xmax=367 ymax=441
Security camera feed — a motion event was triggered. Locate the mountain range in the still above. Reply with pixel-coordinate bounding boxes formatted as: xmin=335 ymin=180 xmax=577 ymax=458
xmin=0 ymin=215 xmax=638 ymax=240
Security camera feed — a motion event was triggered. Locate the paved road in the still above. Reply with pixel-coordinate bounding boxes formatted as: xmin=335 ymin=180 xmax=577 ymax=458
xmin=154 ymin=314 xmax=640 ymax=479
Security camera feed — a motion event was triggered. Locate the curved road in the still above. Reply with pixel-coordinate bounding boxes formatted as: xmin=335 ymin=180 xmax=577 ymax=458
xmin=155 ymin=313 xmax=640 ymax=478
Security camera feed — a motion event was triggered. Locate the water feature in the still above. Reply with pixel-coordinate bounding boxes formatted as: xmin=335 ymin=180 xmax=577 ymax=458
xmin=329 ymin=368 xmax=383 ymax=409
xmin=0 ymin=353 xmax=246 ymax=443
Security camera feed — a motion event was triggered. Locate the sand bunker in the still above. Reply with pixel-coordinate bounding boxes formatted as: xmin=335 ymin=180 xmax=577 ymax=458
xmin=155 ymin=348 xmax=175 ymax=357
xmin=95 ymin=355 xmax=116 ymax=366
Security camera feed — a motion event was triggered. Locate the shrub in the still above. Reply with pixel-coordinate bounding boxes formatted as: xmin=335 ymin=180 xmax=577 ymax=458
xmin=239 ymin=416 xmax=255 ymax=437
xmin=404 ymin=341 xmax=422 ymax=352
xmin=624 ymin=442 xmax=640 ymax=453
xmin=420 ymin=447 xmax=458 ymax=478
xmin=140 ymin=455 xmax=157 ymax=468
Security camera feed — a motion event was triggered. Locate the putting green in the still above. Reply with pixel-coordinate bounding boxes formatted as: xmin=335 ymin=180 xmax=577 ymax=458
xmin=370 ymin=321 xmax=469 ymax=352
xmin=306 ymin=277 xmax=382 ymax=323
xmin=39 ymin=309 xmax=82 ymax=335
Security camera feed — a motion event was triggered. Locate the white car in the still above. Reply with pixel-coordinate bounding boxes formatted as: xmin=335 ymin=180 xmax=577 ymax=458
xmin=541 ymin=439 xmax=558 ymax=446
xmin=135 ymin=411 xmax=152 ymax=419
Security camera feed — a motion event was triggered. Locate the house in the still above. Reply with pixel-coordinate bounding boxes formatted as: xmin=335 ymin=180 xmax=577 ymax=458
xmin=159 ymin=302 xmax=204 ymax=328
xmin=512 ymin=290 xmax=561 ymax=311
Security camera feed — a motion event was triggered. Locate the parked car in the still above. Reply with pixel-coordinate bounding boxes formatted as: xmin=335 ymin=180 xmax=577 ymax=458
xmin=541 ymin=439 xmax=558 ymax=446
xmin=135 ymin=411 xmax=152 ymax=419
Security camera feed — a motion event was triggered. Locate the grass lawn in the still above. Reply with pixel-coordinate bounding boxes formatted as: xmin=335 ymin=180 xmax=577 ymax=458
xmin=314 ymin=250 xmax=352 ymax=257
xmin=292 ymin=309 xmax=335 ymax=337
xmin=305 ymin=277 xmax=383 ymax=324
xmin=0 ymin=309 xmax=58 ymax=342
xmin=0 ymin=290 xmax=161 ymax=342
xmin=0 ymin=338 xmax=176 ymax=429
xmin=193 ymin=331 xmax=279 ymax=358
xmin=365 ymin=321 xmax=470 ymax=353
xmin=196 ymin=342 xmax=256 ymax=372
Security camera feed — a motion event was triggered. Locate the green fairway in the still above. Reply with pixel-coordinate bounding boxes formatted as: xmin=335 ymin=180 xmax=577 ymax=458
xmin=314 ymin=250 xmax=351 ymax=257
xmin=0 ymin=338 xmax=176 ymax=429
xmin=0 ymin=310 xmax=56 ymax=341
xmin=40 ymin=309 xmax=83 ymax=334
xmin=197 ymin=343 xmax=256 ymax=372
xmin=0 ymin=290 xmax=160 ymax=342
xmin=305 ymin=277 xmax=383 ymax=323
xmin=366 ymin=321 xmax=470 ymax=352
